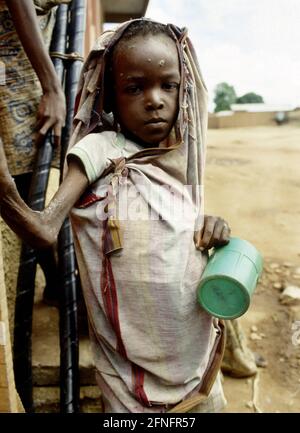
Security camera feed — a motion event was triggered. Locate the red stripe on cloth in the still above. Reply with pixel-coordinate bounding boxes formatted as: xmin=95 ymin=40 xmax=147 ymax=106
xmin=100 ymin=221 xmax=127 ymax=359
xmin=106 ymin=258 xmax=127 ymax=359
xmin=132 ymin=364 xmax=150 ymax=407
xmin=101 ymin=257 xmax=114 ymax=330
xmin=75 ymin=190 xmax=106 ymax=209
xmin=100 ymin=222 xmax=115 ymax=343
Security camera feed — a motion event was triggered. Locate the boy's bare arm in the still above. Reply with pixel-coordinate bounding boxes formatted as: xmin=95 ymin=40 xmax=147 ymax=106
xmin=0 ymin=143 xmax=88 ymax=248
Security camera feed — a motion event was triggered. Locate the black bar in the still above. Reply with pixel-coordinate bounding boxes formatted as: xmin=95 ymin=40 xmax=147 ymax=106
xmin=58 ymin=0 xmax=86 ymax=413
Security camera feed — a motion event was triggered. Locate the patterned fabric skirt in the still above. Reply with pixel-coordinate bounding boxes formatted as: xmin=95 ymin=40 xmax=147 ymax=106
xmin=0 ymin=0 xmax=59 ymax=175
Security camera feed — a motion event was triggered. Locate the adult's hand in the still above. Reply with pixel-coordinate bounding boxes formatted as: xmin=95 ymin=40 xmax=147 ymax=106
xmin=36 ymin=87 xmax=66 ymax=146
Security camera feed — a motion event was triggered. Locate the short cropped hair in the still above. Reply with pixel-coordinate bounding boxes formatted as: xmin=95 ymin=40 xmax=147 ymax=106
xmin=112 ymin=19 xmax=173 ymax=59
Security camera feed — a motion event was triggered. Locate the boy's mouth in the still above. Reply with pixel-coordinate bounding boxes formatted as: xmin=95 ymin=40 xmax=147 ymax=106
xmin=144 ymin=117 xmax=167 ymax=125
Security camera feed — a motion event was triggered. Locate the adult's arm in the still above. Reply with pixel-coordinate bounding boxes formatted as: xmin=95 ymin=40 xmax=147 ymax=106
xmin=0 ymin=140 xmax=88 ymax=248
xmin=5 ymin=0 xmax=66 ymax=144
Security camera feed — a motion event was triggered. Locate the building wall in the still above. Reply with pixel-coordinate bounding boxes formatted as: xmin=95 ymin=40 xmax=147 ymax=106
xmin=289 ymin=108 xmax=300 ymax=123
xmin=208 ymin=111 xmax=279 ymax=129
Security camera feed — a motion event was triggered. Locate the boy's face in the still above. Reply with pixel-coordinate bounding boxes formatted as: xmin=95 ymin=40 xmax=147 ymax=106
xmin=112 ymin=34 xmax=180 ymax=147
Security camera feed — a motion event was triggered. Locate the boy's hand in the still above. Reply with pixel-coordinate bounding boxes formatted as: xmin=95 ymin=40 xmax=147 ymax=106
xmin=194 ymin=215 xmax=231 ymax=250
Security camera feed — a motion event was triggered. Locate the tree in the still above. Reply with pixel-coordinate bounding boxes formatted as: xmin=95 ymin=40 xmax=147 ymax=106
xmin=236 ymin=92 xmax=264 ymax=104
xmin=213 ymin=82 xmax=237 ymax=112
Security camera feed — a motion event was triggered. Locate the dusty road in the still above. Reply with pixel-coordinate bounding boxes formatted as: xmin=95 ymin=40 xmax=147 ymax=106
xmin=205 ymin=124 xmax=300 ymax=263
xmin=205 ymin=123 xmax=300 ymax=413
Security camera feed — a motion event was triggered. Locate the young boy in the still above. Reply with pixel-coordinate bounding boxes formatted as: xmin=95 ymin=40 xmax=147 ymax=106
xmin=0 ymin=19 xmax=231 ymax=412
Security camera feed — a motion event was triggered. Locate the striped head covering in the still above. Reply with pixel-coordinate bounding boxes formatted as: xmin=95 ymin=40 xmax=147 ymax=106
xmin=69 ymin=18 xmax=208 ymax=170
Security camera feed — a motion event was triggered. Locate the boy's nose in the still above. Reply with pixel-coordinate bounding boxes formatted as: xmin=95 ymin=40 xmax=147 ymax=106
xmin=145 ymin=90 xmax=164 ymax=110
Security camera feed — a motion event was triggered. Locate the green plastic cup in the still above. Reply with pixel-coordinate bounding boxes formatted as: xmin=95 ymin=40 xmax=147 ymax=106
xmin=197 ymin=237 xmax=263 ymax=319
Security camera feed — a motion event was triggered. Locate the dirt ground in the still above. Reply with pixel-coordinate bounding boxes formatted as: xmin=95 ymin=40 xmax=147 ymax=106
xmin=205 ymin=121 xmax=300 ymax=413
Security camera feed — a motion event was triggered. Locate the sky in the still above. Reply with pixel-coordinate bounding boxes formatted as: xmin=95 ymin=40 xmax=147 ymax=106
xmin=145 ymin=0 xmax=300 ymax=111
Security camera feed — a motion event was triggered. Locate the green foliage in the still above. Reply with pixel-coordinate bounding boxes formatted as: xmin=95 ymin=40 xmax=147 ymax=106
xmin=213 ymin=82 xmax=237 ymax=112
xmin=236 ymin=92 xmax=264 ymax=104
xmin=213 ymin=83 xmax=265 ymax=112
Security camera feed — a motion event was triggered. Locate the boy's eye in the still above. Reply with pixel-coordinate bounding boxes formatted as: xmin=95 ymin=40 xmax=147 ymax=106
xmin=162 ymin=82 xmax=179 ymax=91
xmin=125 ymin=85 xmax=142 ymax=94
